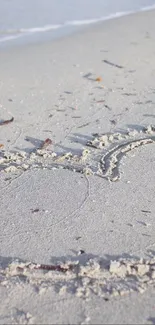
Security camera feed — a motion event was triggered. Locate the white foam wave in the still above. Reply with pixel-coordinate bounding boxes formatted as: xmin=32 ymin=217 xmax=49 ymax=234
xmin=0 ymin=33 xmax=23 ymax=43
xmin=0 ymin=4 xmax=155 ymax=44
xmin=140 ymin=4 xmax=155 ymax=11
xmin=20 ymin=24 xmax=62 ymax=33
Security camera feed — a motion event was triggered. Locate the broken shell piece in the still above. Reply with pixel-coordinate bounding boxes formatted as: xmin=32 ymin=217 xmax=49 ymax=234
xmin=98 ymin=135 xmax=109 ymax=146
xmin=86 ymin=138 xmax=100 ymax=149
xmin=63 ymin=152 xmax=73 ymax=159
xmin=109 ymin=261 xmax=120 ymax=273
xmin=22 ymin=164 xmax=29 ymax=170
xmin=81 ymin=148 xmax=90 ymax=157
xmin=51 ymin=152 xmax=57 ymax=158
xmin=113 ymin=133 xmax=122 ymax=141
xmin=110 ymin=175 xmax=120 ymax=182
xmin=109 ymin=261 xmax=127 ymax=277
xmin=3 ymin=152 xmax=15 ymax=160
xmin=83 ymin=167 xmax=93 ymax=175
xmin=137 ymin=264 xmax=150 ymax=276
xmin=0 ymin=157 xmax=6 ymax=164
xmin=143 ymin=125 xmax=155 ymax=134
xmin=108 ymin=135 xmax=114 ymax=142
xmin=127 ymin=130 xmax=138 ymax=137
xmin=55 ymin=152 xmax=73 ymax=162
xmin=36 ymin=149 xmax=51 ymax=158
xmin=4 ymin=166 xmax=18 ymax=173
xmin=18 ymin=151 xmax=27 ymax=158
xmin=138 ymin=286 xmax=145 ymax=294
xmin=29 ymin=152 xmax=36 ymax=160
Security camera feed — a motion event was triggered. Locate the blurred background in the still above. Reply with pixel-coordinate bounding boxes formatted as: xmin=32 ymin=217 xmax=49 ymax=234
xmin=0 ymin=0 xmax=155 ymax=45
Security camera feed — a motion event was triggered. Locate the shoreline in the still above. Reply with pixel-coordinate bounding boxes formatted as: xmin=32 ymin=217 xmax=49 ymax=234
xmin=0 ymin=9 xmax=155 ymax=324
xmin=0 ymin=4 xmax=155 ymax=50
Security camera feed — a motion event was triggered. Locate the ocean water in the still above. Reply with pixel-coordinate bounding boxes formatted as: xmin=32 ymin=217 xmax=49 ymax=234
xmin=0 ymin=0 xmax=155 ymax=46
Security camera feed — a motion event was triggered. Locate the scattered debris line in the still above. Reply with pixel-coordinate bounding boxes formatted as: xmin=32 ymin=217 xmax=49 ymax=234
xmin=0 ymin=125 xmax=155 ymax=182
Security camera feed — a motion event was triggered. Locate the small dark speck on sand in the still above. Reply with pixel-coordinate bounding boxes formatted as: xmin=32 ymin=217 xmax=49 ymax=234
xmin=123 ymin=92 xmax=137 ymax=96
xmin=142 ymin=233 xmax=150 ymax=237
xmin=110 ymin=119 xmax=117 ymax=125
xmin=105 ymin=104 xmax=111 ymax=110
xmin=128 ymin=70 xmax=136 ymax=73
xmin=75 ymin=236 xmax=82 ymax=241
xmin=78 ymin=250 xmax=85 ymax=255
xmin=127 ymin=223 xmax=133 ymax=227
xmin=31 ymin=208 xmax=40 ymax=213
xmin=145 ymin=100 xmax=152 ymax=104
xmin=104 ymin=297 xmax=109 ymax=301
xmin=83 ymin=73 xmax=92 ymax=79
xmin=64 ymin=91 xmax=72 ymax=94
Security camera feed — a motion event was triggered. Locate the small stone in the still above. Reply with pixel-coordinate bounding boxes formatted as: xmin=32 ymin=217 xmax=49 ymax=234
xmin=138 ymin=286 xmax=145 ymax=294
xmin=109 ymin=261 xmax=120 ymax=273
xmin=137 ymin=264 xmax=150 ymax=276
xmin=83 ymin=167 xmax=93 ymax=175
xmin=22 ymin=164 xmax=29 ymax=170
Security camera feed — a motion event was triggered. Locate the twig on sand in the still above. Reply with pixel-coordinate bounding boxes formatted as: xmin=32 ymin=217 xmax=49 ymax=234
xmin=103 ymin=60 xmax=123 ymax=69
xmin=0 ymin=117 xmax=14 ymax=125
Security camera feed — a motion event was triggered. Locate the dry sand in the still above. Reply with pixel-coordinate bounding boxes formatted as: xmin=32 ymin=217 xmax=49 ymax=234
xmin=0 ymin=9 xmax=155 ymax=325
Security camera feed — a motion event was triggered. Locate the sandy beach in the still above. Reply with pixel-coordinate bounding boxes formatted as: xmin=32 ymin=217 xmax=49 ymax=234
xmin=0 ymin=9 xmax=155 ymax=324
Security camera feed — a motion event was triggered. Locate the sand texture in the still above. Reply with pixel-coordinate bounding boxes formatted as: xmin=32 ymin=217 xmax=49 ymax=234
xmin=0 ymin=9 xmax=155 ymax=325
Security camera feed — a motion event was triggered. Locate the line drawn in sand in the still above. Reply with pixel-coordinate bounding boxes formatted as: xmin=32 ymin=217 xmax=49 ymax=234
xmin=0 ymin=125 xmax=155 ymax=182
xmin=99 ymin=136 xmax=154 ymax=181
xmin=1 ymin=254 xmax=155 ymax=300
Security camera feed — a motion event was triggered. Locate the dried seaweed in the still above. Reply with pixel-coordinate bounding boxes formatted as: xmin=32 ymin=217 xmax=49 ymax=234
xmin=35 ymin=263 xmax=74 ymax=273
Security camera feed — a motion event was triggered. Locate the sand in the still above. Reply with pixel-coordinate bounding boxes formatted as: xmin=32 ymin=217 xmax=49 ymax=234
xmin=0 ymin=9 xmax=155 ymax=325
